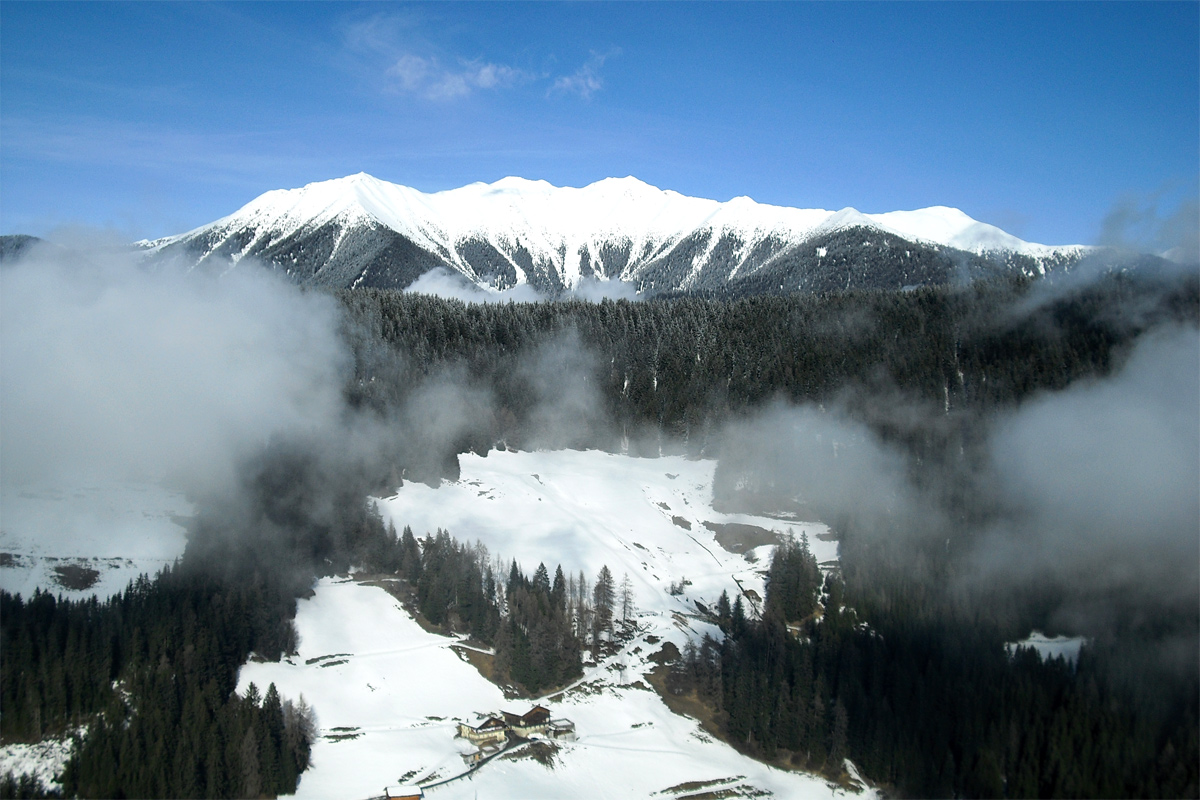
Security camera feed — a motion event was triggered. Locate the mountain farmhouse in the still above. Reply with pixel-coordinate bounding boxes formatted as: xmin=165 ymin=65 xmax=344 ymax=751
xmin=456 ymin=705 xmax=576 ymax=762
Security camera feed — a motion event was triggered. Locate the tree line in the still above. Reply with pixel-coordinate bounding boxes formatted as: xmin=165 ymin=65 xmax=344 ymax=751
xmin=337 ymin=267 xmax=1198 ymax=461
xmin=1 ymin=566 xmax=314 ymax=799
xmin=377 ymin=524 xmax=634 ymax=694
xmin=666 ymin=531 xmax=1199 ymax=798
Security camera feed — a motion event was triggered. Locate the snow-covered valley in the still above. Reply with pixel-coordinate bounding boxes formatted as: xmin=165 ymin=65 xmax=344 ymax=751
xmin=238 ymin=577 xmax=864 ymax=800
xmin=237 ymin=449 xmax=861 ymax=799
xmin=376 ymin=449 xmax=839 ymax=621
xmin=0 ymin=448 xmax=1134 ymax=797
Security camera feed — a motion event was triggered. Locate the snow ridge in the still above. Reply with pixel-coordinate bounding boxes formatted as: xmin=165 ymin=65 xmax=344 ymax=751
xmin=143 ymin=173 xmax=1088 ymax=293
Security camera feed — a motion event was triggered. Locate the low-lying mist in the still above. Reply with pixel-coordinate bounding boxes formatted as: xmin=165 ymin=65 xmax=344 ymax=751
xmin=0 ymin=237 xmax=639 ymax=578
xmin=3 ymin=234 xmax=1196 ymax=669
xmin=711 ymin=324 xmax=1198 ymax=688
xmin=406 ymin=266 xmax=641 ymax=303
xmin=0 ymin=236 xmax=349 ymax=495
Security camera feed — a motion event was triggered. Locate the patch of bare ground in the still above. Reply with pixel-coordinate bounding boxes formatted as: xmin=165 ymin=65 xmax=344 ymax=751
xmin=451 ymin=644 xmax=495 ymax=682
xmin=644 ymin=654 xmax=725 ymax=746
xmin=702 ymin=522 xmax=780 ymax=555
xmin=325 ymin=726 xmax=362 ymax=742
xmin=655 ymin=776 xmax=743 ymax=795
xmin=787 ymin=605 xmax=824 ymax=635
xmin=564 ymin=680 xmax=606 ymax=698
xmin=498 ymin=739 xmax=560 ymax=769
xmin=678 ymin=786 xmax=770 ymax=799
xmin=52 ymin=563 xmax=101 ymax=590
xmin=655 ymin=775 xmax=773 ymax=799
xmin=827 ymin=763 xmax=870 ymax=794
xmin=647 ymin=640 xmax=680 ymax=665
xmin=305 ymin=653 xmax=352 ymax=665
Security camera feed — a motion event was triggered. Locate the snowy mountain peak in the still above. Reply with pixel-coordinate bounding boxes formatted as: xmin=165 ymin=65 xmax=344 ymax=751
xmin=478 ymin=175 xmax=557 ymax=195
xmin=142 ymin=174 xmax=1090 ymax=296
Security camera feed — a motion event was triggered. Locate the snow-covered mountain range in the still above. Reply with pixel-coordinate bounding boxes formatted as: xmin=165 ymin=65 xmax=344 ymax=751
xmin=140 ymin=174 xmax=1090 ymax=296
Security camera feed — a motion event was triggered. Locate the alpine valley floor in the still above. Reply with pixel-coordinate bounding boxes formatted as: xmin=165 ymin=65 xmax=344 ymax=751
xmin=239 ymin=449 xmax=865 ymax=799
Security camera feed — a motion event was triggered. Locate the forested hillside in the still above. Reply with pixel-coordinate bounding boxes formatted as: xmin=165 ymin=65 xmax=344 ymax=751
xmin=330 ymin=265 xmax=1198 ymax=797
xmin=3 ymin=262 xmax=1195 ymax=798
xmin=671 ymin=537 xmax=1198 ymax=798
xmin=337 ymin=266 xmax=1197 ymax=458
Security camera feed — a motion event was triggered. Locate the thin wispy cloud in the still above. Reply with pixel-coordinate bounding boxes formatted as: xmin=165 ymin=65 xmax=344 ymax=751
xmin=386 ymin=54 xmax=531 ymax=100
xmin=1098 ymin=184 xmax=1200 ymax=264
xmin=341 ymin=12 xmax=616 ymax=102
xmin=551 ymin=50 xmax=620 ymax=100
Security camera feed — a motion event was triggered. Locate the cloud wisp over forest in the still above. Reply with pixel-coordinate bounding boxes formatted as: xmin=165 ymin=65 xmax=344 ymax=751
xmin=0 ymin=237 xmax=349 ymax=495
xmin=3 ymin=235 xmax=1196 ymax=664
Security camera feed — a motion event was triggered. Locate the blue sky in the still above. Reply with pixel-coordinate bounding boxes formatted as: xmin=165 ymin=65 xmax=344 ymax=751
xmin=1 ymin=2 xmax=1196 ymax=249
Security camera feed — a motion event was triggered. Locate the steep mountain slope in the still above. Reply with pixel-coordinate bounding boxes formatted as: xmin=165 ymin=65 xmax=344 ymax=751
xmin=140 ymin=174 xmax=1089 ymax=296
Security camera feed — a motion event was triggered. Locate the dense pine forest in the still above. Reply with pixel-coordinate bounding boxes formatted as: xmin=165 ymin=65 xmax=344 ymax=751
xmin=374 ymin=524 xmax=625 ymax=695
xmin=3 ymin=263 xmax=1197 ymax=797
xmin=669 ymin=536 xmax=1199 ymax=798
xmin=1 ymin=567 xmax=312 ymax=798
xmin=337 ymin=267 xmax=1198 ymax=444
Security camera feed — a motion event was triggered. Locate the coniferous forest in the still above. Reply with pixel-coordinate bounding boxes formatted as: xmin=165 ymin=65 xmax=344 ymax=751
xmin=670 ymin=536 xmax=1198 ymax=798
xmin=2 ymin=264 xmax=1197 ymax=797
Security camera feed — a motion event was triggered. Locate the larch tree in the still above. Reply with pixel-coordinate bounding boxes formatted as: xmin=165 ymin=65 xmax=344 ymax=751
xmin=619 ymin=572 xmax=635 ymax=625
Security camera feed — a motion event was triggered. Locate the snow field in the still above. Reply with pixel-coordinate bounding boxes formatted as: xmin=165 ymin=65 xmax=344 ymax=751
xmin=237 ymin=450 xmax=866 ymax=798
xmin=238 ymin=576 xmax=865 ymax=800
xmin=376 ymin=449 xmax=838 ymax=620
xmin=1005 ymin=631 xmax=1087 ymax=665
xmin=0 ymin=481 xmax=192 ymax=600
xmin=237 ymin=578 xmax=508 ymax=798
xmin=144 ymin=173 xmax=1086 ymax=291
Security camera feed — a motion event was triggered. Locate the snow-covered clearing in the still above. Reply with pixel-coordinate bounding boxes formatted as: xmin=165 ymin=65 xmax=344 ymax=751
xmin=0 ymin=481 xmax=192 ymax=600
xmin=377 ymin=448 xmax=838 ymax=618
xmin=1005 ymin=631 xmax=1087 ymax=665
xmin=0 ymin=734 xmax=78 ymax=793
xmin=239 ymin=577 xmax=864 ymax=800
xmin=239 ymin=450 xmax=865 ymax=799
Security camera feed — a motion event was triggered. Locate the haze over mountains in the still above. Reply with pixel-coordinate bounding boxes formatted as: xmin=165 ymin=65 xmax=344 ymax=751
xmin=137 ymin=174 xmax=1092 ymax=297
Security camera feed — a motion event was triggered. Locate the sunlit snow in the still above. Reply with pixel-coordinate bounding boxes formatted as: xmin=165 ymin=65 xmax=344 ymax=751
xmin=239 ymin=577 xmax=864 ymax=800
xmin=239 ymin=449 xmax=861 ymax=799
xmin=0 ymin=736 xmax=77 ymax=794
xmin=377 ymin=449 xmax=838 ymax=617
xmin=142 ymin=174 xmax=1087 ymax=292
